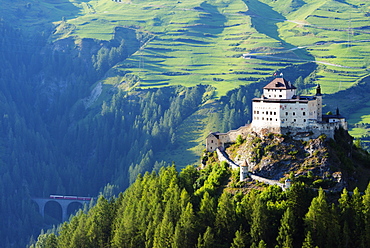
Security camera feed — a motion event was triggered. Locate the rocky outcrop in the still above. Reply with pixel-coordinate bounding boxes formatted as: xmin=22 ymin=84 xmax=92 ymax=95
xmin=226 ymin=130 xmax=351 ymax=190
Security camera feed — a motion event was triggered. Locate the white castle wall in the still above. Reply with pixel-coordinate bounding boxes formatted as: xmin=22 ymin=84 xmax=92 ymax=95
xmin=263 ymin=88 xmax=296 ymax=99
xmin=252 ymin=101 xmax=281 ymax=128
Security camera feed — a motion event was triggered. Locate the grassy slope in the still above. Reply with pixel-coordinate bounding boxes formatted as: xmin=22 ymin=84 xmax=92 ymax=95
xmin=2 ymin=0 xmax=370 ymax=162
xmin=2 ymin=0 xmax=369 ymax=94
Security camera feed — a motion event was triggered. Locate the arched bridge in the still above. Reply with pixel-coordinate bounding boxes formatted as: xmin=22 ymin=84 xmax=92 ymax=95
xmin=32 ymin=195 xmax=93 ymax=222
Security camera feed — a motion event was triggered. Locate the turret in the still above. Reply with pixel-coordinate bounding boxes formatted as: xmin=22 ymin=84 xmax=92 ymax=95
xmin=316 ymin=84 xmax=322 ymax=96
xmin=240 ymin=161 xmax=248 ymax=181
xmin=316 ymin=84 xmax=322 ymax=121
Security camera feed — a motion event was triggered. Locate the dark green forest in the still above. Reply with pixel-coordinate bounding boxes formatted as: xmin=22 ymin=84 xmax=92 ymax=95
xmin=32 ymin=164 xmax=370 ymax=248
xmin=0 ymin=21 xmax=216 ymax=246
xmin=0 ymin=19 xmax=343 ymax=246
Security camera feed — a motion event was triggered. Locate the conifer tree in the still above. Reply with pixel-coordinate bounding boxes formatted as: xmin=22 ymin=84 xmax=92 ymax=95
xmin=362 ymin=183 xmax=370 ymax=247
xmin=301 ymin=231 xmax=314 ymax=248
xmin=325 ymin=204 xmax=340 ymax=248
xmin=215 ymin=191 xmax=237 ymax=244
xmin=351 ymin=187 xmax=364 ymax=247
xmin=276 ymin=207 xmax=294 ymax=248
xmin=197 ymin=226 xmax=214 ymax=248
xmin=173 ymin=202 xmax=197 ymax=248
xmin=258 ymin=240 xmax=267 ymax=248
xmin=153 ymin=211 xmax=174 ymax=248
xmin=231 ymin=228 xmax=247 ymax=248
xmin=304 ymin=188 xmax=330 ymax=248
xmin=86 ymin=196 xmax=114 ymax=247
xmin=250 ymin=197 xmax=268 ymax=245
xmin=198 ymin=191 xmax=216 ymax=230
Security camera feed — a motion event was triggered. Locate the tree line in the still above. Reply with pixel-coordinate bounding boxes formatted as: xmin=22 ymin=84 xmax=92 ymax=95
xmin=32 ymin=163 xmax=370 ymax=248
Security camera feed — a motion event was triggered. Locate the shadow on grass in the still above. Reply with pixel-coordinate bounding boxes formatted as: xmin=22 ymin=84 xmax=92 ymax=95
xmin=190 ymin=1 xmax=227 ymax=35
xmin=242 ymin=0 xmax=314 ymax=61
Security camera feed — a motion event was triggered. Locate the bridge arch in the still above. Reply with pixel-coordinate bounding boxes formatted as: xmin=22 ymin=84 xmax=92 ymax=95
xmin=32 ymin=197 xmax=92 ymax=222
xmin=67 ymin=201 xmax=84 ymax=218
xmin=45 ymin=200 xmax=63 ymax=223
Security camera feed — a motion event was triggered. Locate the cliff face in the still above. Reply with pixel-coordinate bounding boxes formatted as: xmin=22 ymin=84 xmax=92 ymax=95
xmin=225 ymin=128 xmax=370 ymax=190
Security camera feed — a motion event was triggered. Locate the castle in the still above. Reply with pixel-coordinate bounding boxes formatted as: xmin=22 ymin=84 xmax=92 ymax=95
xmin=206 ymin=76 xmax=347 ymax=152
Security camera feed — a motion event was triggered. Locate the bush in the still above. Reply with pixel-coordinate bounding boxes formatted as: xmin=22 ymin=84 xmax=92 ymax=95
xmin=236 ymin=135 xmax=244 ymax=146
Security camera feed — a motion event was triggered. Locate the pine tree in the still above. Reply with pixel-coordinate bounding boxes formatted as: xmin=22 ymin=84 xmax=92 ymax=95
xmin=301 ymin=231 xmax=314 ymax=248
xmin=153 ymin=212 xmax=174 ymax=248
xmin=258 ymin=240 xmax=267 ymax=248
xmin=325 ymin=204 xmax=340 ymax=248
xmin=231 ymin=228 xmax=247 ymax=248
xmin=362 ymin=183 xmax=370 ymax=247
xmin=276 ymin=207 xmax=294 ymax=248
xmin=198 ymin=191 xmax=216 ymax=230
xmin=86 ymin=196 xmax=114 ymax=247
xmin=215 ymin=191 xmax=237 ymax=244
xmin=250 ymin=197 xmax=268 ymax=245
xmin=173 ymin=202 xmax=197 ymax=248
xmin=197 ymin=226 xmax=214 ymax=248
xmin=304 ymin=188 xmax=330 ymax=248
xmin=351 ymin=187 xmax=364 ymax=247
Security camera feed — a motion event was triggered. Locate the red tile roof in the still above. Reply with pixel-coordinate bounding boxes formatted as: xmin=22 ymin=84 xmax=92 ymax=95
xmin=263 ymin=78 xmax=296 ymax=90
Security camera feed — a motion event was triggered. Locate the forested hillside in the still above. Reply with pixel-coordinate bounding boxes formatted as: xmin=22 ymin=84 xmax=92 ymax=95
xmin=32 ymin=164 xmax=370 ymax=248
xmin=0 ymin=21 xmax=217 ymax=246
xmin=1 ymin=0 xmax=370 ymax=246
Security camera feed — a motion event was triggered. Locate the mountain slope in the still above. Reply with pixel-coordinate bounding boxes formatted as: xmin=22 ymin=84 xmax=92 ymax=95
xmin=1 ymin=0 xmax=370 ymax=246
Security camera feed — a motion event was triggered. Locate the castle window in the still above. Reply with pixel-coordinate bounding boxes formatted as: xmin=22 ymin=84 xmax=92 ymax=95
xmin=286 ymin=112 xmax=288 ymax=115
xmin=262 ymin=117 xmax=264 ymax=120
xmin=211 ymin=140 xmax=213 ymax=143
xmin=304 ymin=119 xmax=306 ymax=122
xmin=257 ymin=111 xmax=259 ymax=114
xmin=270 ymin=111 xmax=272 ymax=115
xmin=294 ymin=119 xmax=296 ymax=122
xmin=279 ymin=95 xmax=282 ymax=97
xmin=274 ymin=112 xmax=276 ymax=115
xmin=293 ymin=112 xmax=295 ymax=116
xmin=270 ymin=118 xmax=272 ymax=121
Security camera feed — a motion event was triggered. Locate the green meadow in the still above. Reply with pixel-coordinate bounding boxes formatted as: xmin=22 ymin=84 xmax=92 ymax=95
xmin=2 ymin=0 xmax=370 ymax=144
xmin=5 ymin=0 xmax=369 ymax=95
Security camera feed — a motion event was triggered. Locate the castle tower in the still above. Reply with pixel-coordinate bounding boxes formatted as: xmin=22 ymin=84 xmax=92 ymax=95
xmin=262 ymin=77 xmax=297 ymax=100
xmin=316 ymin=84 xmax=322 ymax=122
xmin=240 ymin=160 xmax=248 ymax=181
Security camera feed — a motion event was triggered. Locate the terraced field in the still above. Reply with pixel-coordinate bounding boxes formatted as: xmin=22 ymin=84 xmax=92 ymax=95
xmin=4 ymin=0 xmax=368 ymax=94
xmin=2 ymin=0 xmax=370 ymax=141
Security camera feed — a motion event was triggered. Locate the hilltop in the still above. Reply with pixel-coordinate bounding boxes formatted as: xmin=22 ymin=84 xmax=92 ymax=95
xmin=216 ymin=128 xmax=370 ymax=191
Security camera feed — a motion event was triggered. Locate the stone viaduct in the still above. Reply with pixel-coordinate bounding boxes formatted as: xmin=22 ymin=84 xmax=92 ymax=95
xmin=31 ymin=197 xmax=92 ymax=222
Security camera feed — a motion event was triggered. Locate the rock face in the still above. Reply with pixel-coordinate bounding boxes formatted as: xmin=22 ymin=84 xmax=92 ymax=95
xmin=226 ymin=130 xmax=356 ymax=190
